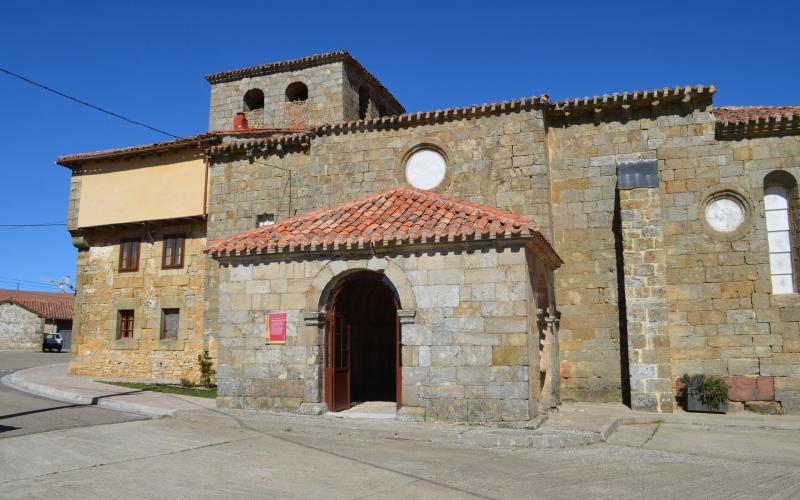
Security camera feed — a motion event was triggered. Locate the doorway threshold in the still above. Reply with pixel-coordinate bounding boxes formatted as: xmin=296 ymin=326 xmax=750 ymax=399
xmin=327 ymin=401 xmax=397 ymax=420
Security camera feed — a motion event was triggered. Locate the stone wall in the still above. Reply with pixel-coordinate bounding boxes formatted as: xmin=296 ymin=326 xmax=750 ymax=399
xmin=547 ymin=101 xmax=800 ymax=412
xmin=215 ymin=246 xmax=552 ymax=422
xmin=69 ymin=220 xmax=209 ymax=382
xmin=342 ymin=64 xmax=403 ymax=120
xmin=0 ymin=303 xmax=49 ymax=351
xmin=207 ymin=107 xmax=550 ymax=240
xmin=618 ymin=186 xmax=671 ymax=412
xmin=208 ymin=62 xmax=347 ymax=131
xmin=547 ymin=109 xmax=665 ymax=402
xmin=663 ymin=130 xmax=800 ymax=413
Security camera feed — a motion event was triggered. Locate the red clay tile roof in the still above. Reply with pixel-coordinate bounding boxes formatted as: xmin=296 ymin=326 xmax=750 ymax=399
xmin=56 ymin=128 xmax=305 ymax=167
xmin=208 ymin=185 xmax=561 ymax=264
xmin=0 ymin=289 xmax=74 ymax=320
xmin=714 ymin=106 xmax=800 ymax=124
xmin=552 ymin=85 xmax=715 ymax=113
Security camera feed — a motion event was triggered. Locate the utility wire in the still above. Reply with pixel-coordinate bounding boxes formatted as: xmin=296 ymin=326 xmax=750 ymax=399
xmin=0 ymin=66 xmax=180 ymax=139
xmin=0 ymin=223 xmax=67 ymax=227
xmin=0 ymin=275 xmax=65 ymax=287
xmin=0 ymin=280 xmax=63 ymax=291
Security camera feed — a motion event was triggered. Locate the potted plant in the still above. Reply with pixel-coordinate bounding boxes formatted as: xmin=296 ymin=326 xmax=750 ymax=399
xmin=681 ymin=374 xmax=730 ymax=413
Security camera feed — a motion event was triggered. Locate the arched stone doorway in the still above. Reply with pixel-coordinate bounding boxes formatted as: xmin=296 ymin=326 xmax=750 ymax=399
xmin=323 ymin=271 xmax=401 ymax=412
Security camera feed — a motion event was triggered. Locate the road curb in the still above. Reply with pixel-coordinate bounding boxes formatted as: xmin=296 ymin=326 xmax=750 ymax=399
xmin=176 ymin=409 xmax=606 ymax=450
xmin=1 ymin=371 xmax=173 ymax=418
xmin=2 ymin=372 xmax=93 ymax=405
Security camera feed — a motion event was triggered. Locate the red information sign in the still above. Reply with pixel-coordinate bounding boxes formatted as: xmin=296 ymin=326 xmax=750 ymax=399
xmin=266 ymin=312 xmax=287 ymax=344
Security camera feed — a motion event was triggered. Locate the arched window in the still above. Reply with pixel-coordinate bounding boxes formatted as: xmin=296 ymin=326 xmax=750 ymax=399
xmin=764 ymin=171 xmax=798 ymax=294
xmin=358 ymin=86 xmax=370 ymax=120
xmin=243 ymin=89 xmax=264 ymax=111
xmin=285 ymin=82 xmax=308 ymax=102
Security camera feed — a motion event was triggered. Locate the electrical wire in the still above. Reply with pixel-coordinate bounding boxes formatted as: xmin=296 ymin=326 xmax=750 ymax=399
xmin=0 ymin=66 xmax=180 ymax=139
xmin=0 ymin=223 xmax=67 ymax=227
xmin=0 ymin=280 xmax=64 ymax=291
xmin=0 ymin=275 xmax=66 ymax=287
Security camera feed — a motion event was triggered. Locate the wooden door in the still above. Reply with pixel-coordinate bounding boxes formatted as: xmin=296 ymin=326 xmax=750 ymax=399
xmin=333 ymin=314 xmax=351 ymax=411
xmin=325 ymin=289 xmax=351 ymax=412
xmin=395 ymin=309 xmax=402 ymax=411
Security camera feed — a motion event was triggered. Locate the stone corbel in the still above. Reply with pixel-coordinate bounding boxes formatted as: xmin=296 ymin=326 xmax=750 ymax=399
xmin=398 ymin=309 xmax=416 ymax=324
xmin=71 ymin=231 xmax=89 ymax=250
xmin=545 ymin=310 xmax=561 ymax=326
xmin=303 ymin=311 xmax=326 ymax=326
xmin=680 ymin=94 xmax=692 ymax=113
xmin=650 ymin=100 xmax=660 ymax=119
xmin=536 ymin=307 xmax=548 ymax=330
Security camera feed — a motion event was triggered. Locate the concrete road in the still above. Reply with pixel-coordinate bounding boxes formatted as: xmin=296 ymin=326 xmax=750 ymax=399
xmin=609 ymin=421 xmax=800 ymax=467
xmin=1 ymin=416 xmax=799 ymax=499
xmin=0 ymin=351 xmax=144 ymax=438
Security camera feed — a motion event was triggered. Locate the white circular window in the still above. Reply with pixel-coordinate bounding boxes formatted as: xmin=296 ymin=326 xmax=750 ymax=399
xmin=704 ymin=196 xmax=745 ymax=233
xmin=405 ymin=149 xmax=447 ymax=190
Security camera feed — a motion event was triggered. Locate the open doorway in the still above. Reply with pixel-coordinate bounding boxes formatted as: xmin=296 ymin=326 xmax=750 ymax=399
xmin=325 ymin=271 xmax=399 ymax=412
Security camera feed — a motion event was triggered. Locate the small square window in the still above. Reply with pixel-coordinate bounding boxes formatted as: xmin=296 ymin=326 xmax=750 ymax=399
xmin=161 ymin=309 xmax=180 ymax=340
xmin=257 ymin=214 xmax=275 ymax=227
xmin=162 ymin=235 xmax=185 ymax=269
xmin=119 ymin=239 xmax=140 ymax=272
xmin=118 ymin=310 xmax=134 ymax=339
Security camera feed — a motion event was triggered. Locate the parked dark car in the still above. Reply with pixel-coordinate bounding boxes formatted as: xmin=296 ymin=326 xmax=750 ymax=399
xmin=42 ymin=333 xmax=63 ymax=352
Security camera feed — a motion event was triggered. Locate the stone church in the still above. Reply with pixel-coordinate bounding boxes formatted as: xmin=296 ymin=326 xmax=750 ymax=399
xmin=57 ymin=50 xmax=800 ymax=421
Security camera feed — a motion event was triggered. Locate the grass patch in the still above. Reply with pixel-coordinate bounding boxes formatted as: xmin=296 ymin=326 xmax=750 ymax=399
xmin=101 ymin=381 xmax=217 ymax=399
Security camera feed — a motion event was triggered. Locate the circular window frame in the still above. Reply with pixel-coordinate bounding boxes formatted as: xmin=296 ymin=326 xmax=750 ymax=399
xmin=700 ymin=187 xmax=753 ymax=241
xmin=395 ymin=140 xmax=452 ymax=192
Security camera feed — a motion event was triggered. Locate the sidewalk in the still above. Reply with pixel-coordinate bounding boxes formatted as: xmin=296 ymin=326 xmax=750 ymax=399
xmin=1 ymin=363 xmax=216 ymax=417
xmin=6 ymin=362 xmax=800 ymax=450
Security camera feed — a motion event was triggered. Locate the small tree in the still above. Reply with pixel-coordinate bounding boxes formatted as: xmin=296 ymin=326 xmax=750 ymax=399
xmin=198 ymin=352 xmax=217 ymax=388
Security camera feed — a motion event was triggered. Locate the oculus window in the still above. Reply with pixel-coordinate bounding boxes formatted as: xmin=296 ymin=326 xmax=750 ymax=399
xmin=404 ymin=149 xmax=446 ymax=190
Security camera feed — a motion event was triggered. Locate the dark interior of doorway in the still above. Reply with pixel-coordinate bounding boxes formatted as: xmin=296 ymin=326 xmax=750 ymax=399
xmin=337 ymin=277 xmax=397 ymax=404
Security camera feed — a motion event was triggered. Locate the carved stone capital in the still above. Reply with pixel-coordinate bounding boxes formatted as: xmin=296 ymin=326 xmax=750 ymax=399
xmin=398 ymin=309 xmax=416 ymax=324
xmin=303 ymin=311 xmax=325 ymax=326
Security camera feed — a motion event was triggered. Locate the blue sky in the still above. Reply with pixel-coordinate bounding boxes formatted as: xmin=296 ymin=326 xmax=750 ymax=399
xmin=1 ymin=0 xmax=798 ymax=293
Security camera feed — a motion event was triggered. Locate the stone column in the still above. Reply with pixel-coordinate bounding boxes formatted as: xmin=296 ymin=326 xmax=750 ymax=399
xmin=617 ymin=161 xmax=673 ymax=412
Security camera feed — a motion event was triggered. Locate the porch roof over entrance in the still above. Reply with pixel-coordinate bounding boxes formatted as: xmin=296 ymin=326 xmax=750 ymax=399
xmin=208 ymin=185 xmax=561 ymax=264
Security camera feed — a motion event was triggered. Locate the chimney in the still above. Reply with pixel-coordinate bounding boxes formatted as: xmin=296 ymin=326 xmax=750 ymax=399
xmin=233 ymin=112 xmax=249 ymax=130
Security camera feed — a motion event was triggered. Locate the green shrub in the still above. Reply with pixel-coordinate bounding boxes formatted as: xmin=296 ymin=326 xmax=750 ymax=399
xmin=180 ymin=377 xmax=196 ymax=388
xmin=681 ymin=374 xmax=730 ymax=410
xmin=198 ymin=352 xmax=217 ymax=388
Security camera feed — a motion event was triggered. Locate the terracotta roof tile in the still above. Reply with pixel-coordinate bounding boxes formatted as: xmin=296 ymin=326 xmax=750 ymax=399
xmin=208 ymin=185 xmax=561 ymax=265
xmin=714 ymin=106 xmax=800 ymax=124
xmin=56 ymin=128 xmax=304 ymax=166
xmin=552 ymin=85 xmax=715 ymax=112
xmin=0 ymin=289 xmax=74 ymax=319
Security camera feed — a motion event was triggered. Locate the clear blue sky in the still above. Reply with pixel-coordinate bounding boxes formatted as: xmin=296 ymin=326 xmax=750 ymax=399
xmin=1 ymin=0 xmax=798 ymax=293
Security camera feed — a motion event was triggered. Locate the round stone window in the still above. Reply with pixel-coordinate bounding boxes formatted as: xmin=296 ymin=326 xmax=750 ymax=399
xmin=704 ymin=195 xmax=746 ymax=233
xmin=404 ymin=149 xmax=447 ymax=190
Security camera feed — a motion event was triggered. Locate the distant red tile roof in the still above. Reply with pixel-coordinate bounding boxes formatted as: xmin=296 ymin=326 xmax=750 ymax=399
xmin=0 ymin=290 xmax=74 ymax=320
xmin=714 ymin=106 xmax=800 ymax=124
xmin=208 ymin=185 xmax=561 ymax=265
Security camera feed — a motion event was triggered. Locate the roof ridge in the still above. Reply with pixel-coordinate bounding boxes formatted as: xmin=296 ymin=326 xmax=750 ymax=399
xmin=207 ymin=184 xmax=561 ymax=265
xmin=552 ymin=84 xmax=715 ymax=109
xmin=204 ymin=50 xmax=350 ymax=83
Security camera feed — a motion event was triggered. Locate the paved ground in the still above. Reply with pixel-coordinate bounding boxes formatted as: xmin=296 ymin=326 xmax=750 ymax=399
xmin=0 ymin=351 xmax=144 ymax=438
xmin=1 ymin=416 xmax=799 ymax=499
xmin=609 ymin=421 xmax=800 ymax=467
xmin=2 ymin=352 xmax=800 ymax=497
